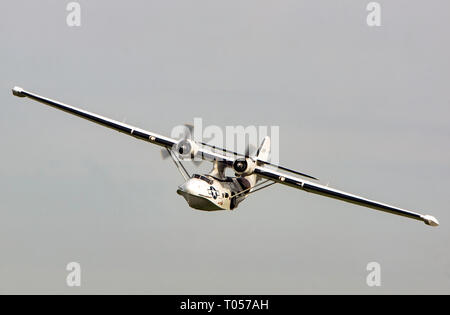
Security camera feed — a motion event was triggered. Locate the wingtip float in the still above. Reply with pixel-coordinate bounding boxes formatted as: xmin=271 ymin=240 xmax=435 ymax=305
xmin=12 ymin=86 xmax=26 ymax=97
xmin=421 ymin=215 xmax=439 ymax=227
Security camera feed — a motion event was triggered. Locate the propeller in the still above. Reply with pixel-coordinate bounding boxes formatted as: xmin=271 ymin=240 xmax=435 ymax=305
xmin=200 ymin=140 xmax=318 ymax=180
xmin=160 ymin=148 xmax=171 ymax=159
xmin=245 ymin=144 xmax=257 ymax=157
xmin=160 ymin=124 xmax=202 ymax=166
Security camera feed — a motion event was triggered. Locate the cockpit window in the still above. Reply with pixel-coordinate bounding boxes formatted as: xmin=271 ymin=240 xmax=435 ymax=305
xmin=192 ymin=174 xmax=213 ymax=185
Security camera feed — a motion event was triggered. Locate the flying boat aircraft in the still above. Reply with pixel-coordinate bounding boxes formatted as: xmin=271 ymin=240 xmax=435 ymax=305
xmin=11 ymin=86 xmax=439 ymax=227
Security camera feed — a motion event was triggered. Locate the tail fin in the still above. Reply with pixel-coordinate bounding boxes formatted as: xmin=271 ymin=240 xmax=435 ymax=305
xmin=255 ymin=136 xmax=270 ymax=161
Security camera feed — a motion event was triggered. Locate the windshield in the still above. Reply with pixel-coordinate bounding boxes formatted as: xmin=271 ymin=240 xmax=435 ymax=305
xmin=192 ymin=174 xmax=213 ymax=185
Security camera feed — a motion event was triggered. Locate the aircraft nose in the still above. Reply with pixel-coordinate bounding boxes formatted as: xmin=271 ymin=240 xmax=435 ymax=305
xmin=177 ymin=179 xmax=202 ymax=195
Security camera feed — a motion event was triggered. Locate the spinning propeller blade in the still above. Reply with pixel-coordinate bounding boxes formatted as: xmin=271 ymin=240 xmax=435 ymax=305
xmin=199 ymin=142 xmax=318 ymax=180
xmin=160 ymin=123 xmax=201 ymax=166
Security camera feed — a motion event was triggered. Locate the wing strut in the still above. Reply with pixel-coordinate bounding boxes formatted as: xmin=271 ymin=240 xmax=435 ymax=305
xmin=233 ymin=179 xmax=276 ymax=198
xmin=165 ymin=148 xmax=190 ymax=181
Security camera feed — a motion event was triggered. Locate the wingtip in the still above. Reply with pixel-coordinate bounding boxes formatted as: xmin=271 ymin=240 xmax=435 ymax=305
xmin=12 ymin=86 xmax=26 ymax=97
xmin=422 ymin=215 xmax=439 ymax=227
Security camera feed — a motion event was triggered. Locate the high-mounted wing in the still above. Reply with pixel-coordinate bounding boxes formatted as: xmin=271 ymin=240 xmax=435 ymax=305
xmin=12 ymin=86 xmax=177 ymax=148
xmin=200 ymin=141 xmax=318 ymax=180
xmin=12 ymin=86 xmax=235 ymax=166
xmin=254 ymin=165 xmax=439 ymax=227
xmin=12 ymin=87 xmax=439 ymax=227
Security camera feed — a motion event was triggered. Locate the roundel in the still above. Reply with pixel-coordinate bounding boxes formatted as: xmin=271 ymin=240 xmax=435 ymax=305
xmin=208 ymin=186 xmax=218 ymax=199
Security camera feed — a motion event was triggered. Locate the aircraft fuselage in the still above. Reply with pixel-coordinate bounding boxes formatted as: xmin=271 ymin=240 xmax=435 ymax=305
xmin=177 ymin=174 xmax=251 ymax=211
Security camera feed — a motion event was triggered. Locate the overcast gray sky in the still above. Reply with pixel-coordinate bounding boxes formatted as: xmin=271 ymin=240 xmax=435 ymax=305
xmin=1 ymin=0 xmax=449 ymax=294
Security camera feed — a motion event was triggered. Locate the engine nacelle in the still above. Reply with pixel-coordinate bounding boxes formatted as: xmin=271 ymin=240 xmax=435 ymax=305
xmin=175 ymin=139 xmax=199 ymax=159
xmin=233 ymin=157 xmax=256 ymax=176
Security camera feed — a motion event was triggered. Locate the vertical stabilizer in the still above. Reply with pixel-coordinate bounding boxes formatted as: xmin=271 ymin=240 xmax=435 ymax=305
xmin=245 ymin=136 xmax=271 ymax=186
xmin=255 ymin=136 xmax=271 ymax=161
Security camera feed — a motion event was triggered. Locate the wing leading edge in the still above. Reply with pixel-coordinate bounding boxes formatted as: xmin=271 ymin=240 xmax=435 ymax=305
xmin=12 ymin=87 xmax=238 ymax=167
xmin=12 ymin=86 xmax=177 ymax=148
xmin=255 ymin=165 xmax=439 ymax=227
